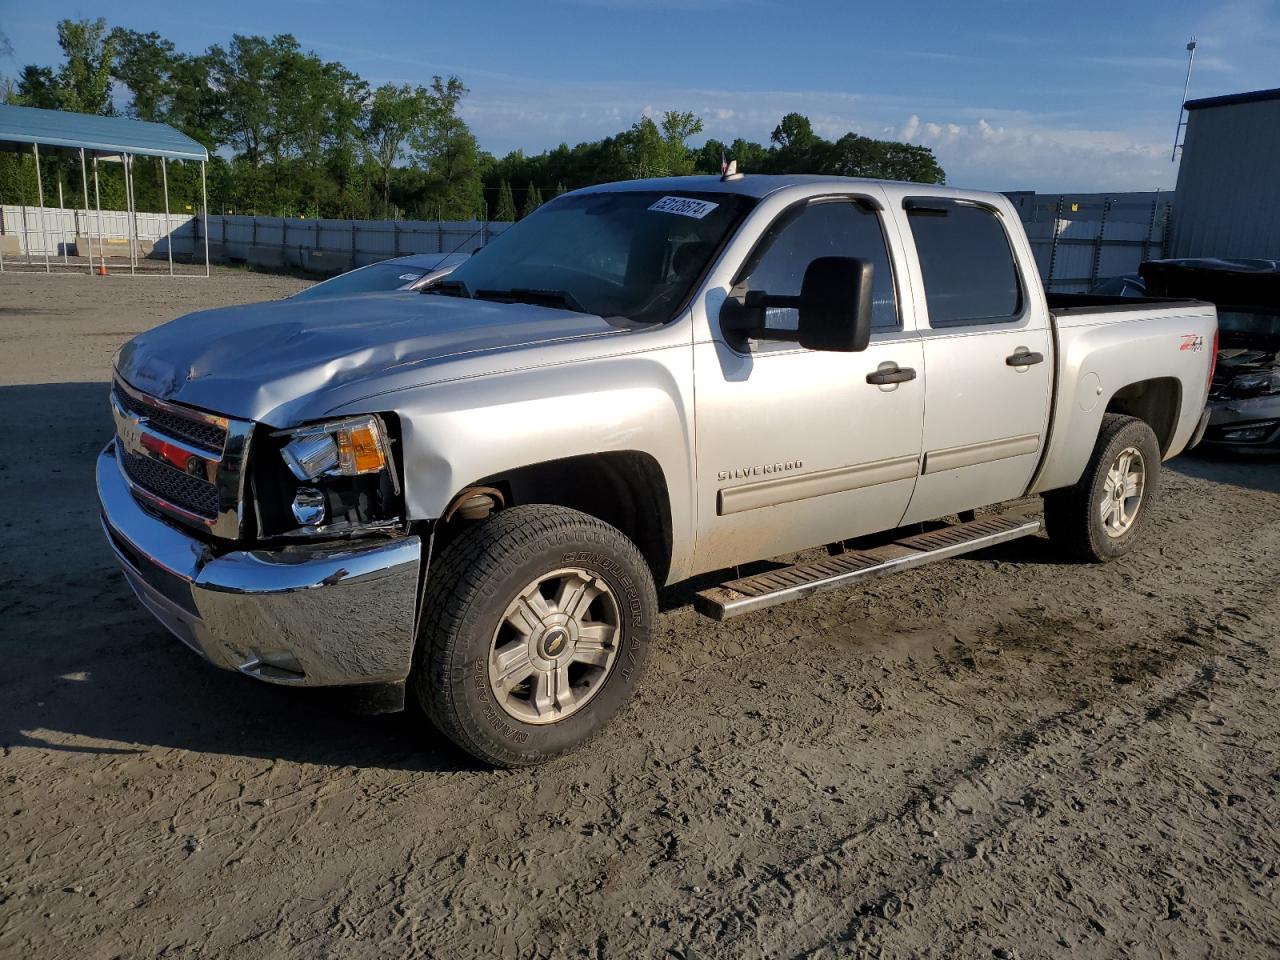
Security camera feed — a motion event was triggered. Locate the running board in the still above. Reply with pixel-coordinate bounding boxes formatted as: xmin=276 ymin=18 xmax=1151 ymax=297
xmin=693 ymin=512 xmax=1041 ymax=621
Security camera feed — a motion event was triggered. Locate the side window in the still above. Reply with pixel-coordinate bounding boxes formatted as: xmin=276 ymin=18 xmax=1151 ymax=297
xmin=905 ymin=201 xmax=1022 ymax=327
xmin=739 ymin=199 xmax=899 ymax=333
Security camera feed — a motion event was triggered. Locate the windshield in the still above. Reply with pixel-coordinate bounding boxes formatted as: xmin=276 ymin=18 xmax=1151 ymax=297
xmin=292 ymin=262 xmax=430 ymax=301
xmin=435 ymin=190 xmax=755 ymax=323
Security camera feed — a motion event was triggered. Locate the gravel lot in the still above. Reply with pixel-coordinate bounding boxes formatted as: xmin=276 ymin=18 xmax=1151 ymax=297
xmin=2 ymin=268 xmax=1278 ymax=959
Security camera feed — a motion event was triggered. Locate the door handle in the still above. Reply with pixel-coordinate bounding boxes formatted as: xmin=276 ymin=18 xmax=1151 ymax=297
xmin=1006 ymin=350 xmax=1045 ymax=367
xmin=866 ymin=364 xmax=917 ymax=385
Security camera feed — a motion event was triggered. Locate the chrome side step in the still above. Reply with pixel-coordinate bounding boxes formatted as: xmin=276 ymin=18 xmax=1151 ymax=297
xmin=693 ymin=512 xmax=1041 ymax=621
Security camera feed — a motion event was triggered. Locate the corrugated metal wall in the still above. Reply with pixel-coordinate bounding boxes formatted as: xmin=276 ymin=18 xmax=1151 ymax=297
xmin=1169 ymin=98 xmax=1280 ymax=259
xmin=1018 ymin=195 xmax=1171 ymax=292
xmin=0 ymin=204 xmax=198 ymax=256
xmin=207 ymin=215 xmax=511 ymax=272
xmin=0 ymin=205 xmax=512 ymax=273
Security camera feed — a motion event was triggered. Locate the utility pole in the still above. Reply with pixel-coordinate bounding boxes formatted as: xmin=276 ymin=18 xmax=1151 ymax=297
xmin=1171 ymin=38 xmax=1197 ymax=162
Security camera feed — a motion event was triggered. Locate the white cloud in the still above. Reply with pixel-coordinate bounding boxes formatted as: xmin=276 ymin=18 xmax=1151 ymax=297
xmin=894 ymin=112 xmax=1176 ymax=192
xmin=1080 ymin=54 xmax=1235 ymax=73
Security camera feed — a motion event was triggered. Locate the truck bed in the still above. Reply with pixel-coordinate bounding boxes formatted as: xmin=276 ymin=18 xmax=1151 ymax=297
xmin=1029 ymin=294 xmax=1217 ymax=495
xmin=1046 ymin=293 xmax=1215 ymax=316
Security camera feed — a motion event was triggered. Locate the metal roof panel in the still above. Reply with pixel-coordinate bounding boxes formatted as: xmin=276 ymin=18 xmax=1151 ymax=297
xmin=0 ymin=103 xmax=208 ymax=161
xmin=1184 ymin=87 xmax=1280 ymax=111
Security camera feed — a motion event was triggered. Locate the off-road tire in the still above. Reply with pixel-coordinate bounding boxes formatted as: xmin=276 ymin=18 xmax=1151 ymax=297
xmin=411 ymin=505 xmax=656 ymax=767
xmin=1043 ymin=413 xmax=1162 ymax=562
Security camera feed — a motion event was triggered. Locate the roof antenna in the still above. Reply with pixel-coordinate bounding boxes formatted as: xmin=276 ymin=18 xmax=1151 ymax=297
xmin=720 ymin=158 xmax=744 ymax=182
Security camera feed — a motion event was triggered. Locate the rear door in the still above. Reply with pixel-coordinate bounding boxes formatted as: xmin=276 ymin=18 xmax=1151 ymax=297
xmin=898 ymin=197 xmax=1053 ymax=525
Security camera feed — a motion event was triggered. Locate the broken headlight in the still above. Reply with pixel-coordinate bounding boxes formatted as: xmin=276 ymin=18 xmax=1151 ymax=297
xmin=253 ymin=414 xmax=402 ymax=538
xmin=281 ymin=415 xmax=392 ymax=480
xmin=1227 ymin=369 xmax=1280 ymax=397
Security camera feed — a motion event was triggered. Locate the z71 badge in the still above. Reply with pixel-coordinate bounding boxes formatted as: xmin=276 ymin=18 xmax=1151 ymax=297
xmin=1179 ymin=334 xmax=1205 ymax=352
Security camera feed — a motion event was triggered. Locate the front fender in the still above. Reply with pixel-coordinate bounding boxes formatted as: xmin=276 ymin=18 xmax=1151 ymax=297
xmin=374 ymin=347 xmax=696 ymax=582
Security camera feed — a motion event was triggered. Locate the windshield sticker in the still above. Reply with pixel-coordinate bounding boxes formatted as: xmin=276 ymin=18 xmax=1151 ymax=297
xmin=648 ymin=196 xmax=720 ymax=220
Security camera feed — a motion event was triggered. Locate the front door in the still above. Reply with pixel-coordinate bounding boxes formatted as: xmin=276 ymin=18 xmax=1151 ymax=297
xmin=691 ymin=194 xmax=924 ymax=576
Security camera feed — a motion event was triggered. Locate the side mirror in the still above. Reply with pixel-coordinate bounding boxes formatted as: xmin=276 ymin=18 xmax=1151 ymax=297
xmin=720 ymin=256 xmax=874 ymax=352
xmin=796 ymin=256 xmax=874 ymax=352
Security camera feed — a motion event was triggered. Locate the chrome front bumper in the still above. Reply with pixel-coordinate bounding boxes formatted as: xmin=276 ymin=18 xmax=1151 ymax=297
xmin=97 ymin=443 xmax=422 ymax=686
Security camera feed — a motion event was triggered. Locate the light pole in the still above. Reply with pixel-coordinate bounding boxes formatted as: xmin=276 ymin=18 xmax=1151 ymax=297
xmin=1171 ymin=38 xmax=1197 ymax=162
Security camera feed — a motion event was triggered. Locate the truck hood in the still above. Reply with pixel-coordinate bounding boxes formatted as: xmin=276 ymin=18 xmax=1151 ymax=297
xmin=114 ymin=291 xmax=631 ymax=425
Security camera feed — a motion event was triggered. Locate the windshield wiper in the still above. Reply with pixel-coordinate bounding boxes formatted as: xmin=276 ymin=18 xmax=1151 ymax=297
xmin=475 ymin=287 xmax=588 ymax=314
xmin=422 ymin=279 xmax=472 ymax=298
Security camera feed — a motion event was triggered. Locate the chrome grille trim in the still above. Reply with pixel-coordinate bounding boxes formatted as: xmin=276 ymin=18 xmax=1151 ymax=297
xmin=112 ymin=383 xmax=227 ymax=454
xmin=119 ymin=448 xmax=219 ymax=519
xmin=111 ymin=377 xmax=253 ymax=539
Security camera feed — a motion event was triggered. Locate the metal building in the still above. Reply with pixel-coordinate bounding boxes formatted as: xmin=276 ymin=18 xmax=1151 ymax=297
xmin=1168 ymin=87 xmax=1280 ymax=259
xmin=0 ymin=103 xmax=210 ymax=275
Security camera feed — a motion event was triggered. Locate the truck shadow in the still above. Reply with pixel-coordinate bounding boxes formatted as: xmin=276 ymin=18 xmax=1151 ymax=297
xmin=0 ymin=381 xmax=481 ymax=772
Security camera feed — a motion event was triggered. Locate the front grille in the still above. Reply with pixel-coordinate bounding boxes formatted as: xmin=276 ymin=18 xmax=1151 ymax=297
xmin=120 ymin=448 xmax=220 ymax=519
xmin=113 ymin=384 xmax=227 ymax=454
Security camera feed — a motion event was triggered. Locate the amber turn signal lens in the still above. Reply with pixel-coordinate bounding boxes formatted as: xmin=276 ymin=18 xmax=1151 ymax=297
xmin=280 ymin=414 xmax=391 ymax=479
xmin=336 ymin=421 xmax=387 ymax=474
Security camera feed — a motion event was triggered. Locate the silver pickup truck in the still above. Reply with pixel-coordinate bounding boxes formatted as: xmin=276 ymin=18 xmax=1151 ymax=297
xmin=98 ymin=174 xmax=1217 ymax=766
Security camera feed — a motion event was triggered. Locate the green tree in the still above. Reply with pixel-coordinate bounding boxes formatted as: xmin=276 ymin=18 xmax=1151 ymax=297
xmin=769 ymin=112 xmax=827 ymax=172
xmin=521 ymin=182 xmax=543 ymax=218
xmin=695 ymin=137 xmax=728 ymax=173
xmin=208 ymin=35 xmax=280 ymax=169
xmin=110 ymin=29 xmax=178 ymax=120
xmin=0 ymin=29 xmax=13 ymax=100
xmin=659 ymin=110 xmax=703 ymax=175
xmin=410 ymin=75 xmax=483 ymax=220
xmin=619 ymin=116 xmax=666 ymax=179
xmin=54 ymin=18 xmax=116 ymax=114
xmin=366 ymin=83 xmax=431 ymax=217
xmin=493 ymin=179 xmax=516 ymax=221
xmin=166 ymin=52 xmax=223 ymax=150
xmin=14 ymin=65 xmax=59 ymax=108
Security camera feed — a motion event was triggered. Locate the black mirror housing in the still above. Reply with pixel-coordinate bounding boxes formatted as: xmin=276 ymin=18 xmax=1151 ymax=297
xmin=797 ymin=256 xmax=873 ymax=352
xmin=720 ymin=256 xmax=874 ymax=353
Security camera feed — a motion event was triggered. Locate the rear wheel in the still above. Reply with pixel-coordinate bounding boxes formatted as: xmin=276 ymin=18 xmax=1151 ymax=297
xmin=1044 ymin=414 xmax=1162 ymax=562
xmin=411 ymin=505 xmax=656 ymax=767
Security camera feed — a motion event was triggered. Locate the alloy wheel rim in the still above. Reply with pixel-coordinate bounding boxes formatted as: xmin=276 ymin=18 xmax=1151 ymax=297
xmin=488 ymin=567 xmax=621 ymax=725
xmin=1100 ymin=445 xmax=1146 ymax=538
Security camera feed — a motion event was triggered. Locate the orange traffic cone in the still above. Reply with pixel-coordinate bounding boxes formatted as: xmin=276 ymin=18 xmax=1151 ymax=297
xmin=97 ymin=258 xmax=108 ymax=277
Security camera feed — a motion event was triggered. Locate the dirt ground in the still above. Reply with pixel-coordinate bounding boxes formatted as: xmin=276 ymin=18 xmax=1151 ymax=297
xmin=1 ymin=268 xmax=1278 ymax=960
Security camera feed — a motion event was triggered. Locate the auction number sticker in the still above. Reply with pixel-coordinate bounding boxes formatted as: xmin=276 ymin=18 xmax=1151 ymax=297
xmin=648 ymin=196 xmax=719 ymax=219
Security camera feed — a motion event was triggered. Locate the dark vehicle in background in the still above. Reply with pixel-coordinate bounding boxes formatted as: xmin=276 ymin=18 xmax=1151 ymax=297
xmin=1089 ymin=273 xmax=1146 ymax=298
xmin=1140 ymin=258 xmax=1280 ymax=454
xmin=290 ymin=252 xmax=469 ymax=302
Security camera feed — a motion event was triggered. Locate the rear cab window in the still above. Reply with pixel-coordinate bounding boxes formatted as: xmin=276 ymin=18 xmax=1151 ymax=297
xmin=904 ymin=198 xmax=1023 ymax=328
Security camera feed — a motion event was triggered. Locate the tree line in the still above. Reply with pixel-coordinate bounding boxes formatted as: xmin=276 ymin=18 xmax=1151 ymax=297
xmin=0 ymin=19 xmax=945 ymax=221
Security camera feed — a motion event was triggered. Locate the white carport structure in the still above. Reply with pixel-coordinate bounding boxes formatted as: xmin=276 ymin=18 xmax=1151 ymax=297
xmin=0 ymin=103 xmax=210 ymax=276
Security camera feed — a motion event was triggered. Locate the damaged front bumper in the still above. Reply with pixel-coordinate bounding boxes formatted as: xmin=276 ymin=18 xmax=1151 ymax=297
xmin=97 ymin=442 xmax=422 ymax=687
xmin=1202 ymin=396 xmax=1280 ymax=452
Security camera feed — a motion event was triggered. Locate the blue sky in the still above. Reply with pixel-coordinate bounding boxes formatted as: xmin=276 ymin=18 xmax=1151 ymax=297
xmin=3 ymin=0 xmax=1278 ymax=192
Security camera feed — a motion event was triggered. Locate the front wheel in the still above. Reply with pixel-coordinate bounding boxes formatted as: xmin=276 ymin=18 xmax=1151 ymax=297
xmin=411 ymin=505 xmax=656 ymax=767
xmin=1043 ymin=413 xmax=1162 ymax=562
